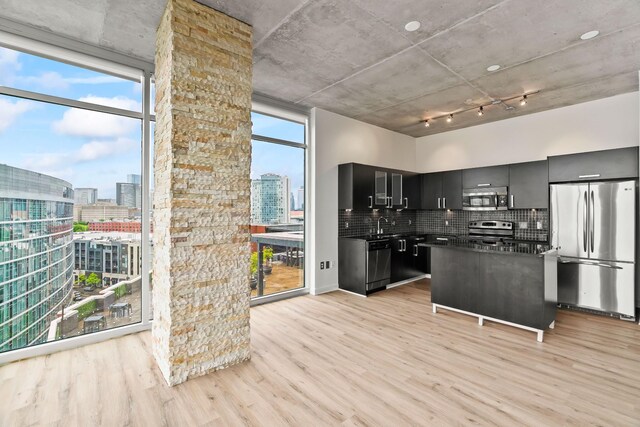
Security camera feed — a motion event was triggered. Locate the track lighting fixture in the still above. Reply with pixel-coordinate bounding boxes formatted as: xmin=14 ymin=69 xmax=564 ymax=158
xmin=417 ymin=91 xmax=538 ymax=128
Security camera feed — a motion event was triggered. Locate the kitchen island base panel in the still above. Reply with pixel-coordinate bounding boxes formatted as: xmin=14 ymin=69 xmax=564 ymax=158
xmin=433 ymin=303 xmax=551 ymax=342
xmin=386 ymin=274 xmax=428 ymax=289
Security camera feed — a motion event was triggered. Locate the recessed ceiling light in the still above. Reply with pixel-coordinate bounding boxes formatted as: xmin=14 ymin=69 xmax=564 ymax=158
xmin=405 ymin=21 xmax=421 ymax=32
xmin=487 ymin=64 xmax=500 ymax=72
xmin=580 ymin=30 xmax=599 ymax=40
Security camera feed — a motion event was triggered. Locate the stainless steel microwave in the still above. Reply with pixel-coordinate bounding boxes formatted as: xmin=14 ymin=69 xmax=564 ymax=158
xmin=462 ymin=187 xmax=509 ymax=211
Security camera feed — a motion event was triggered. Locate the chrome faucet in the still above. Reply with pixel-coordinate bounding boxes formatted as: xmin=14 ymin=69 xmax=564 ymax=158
xmin=377 ymin=217 xmax=388 ymax=235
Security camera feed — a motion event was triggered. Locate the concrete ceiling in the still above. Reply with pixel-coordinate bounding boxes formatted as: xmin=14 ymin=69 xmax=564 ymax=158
xmin=1 ymin=0 xmax=639 ymax=137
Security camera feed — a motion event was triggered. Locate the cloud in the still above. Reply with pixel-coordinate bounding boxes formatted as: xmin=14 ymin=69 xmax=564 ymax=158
xmin=0 ymin=47 xmax=21 ymax=86
xmin=15 ymin=72 xmax=125 ymax=91
xmin=52 ymin=96 xmax=141 ymax=138
xmin=0 ymin=98 xmax=35 ymax=132
xmin=22 ymin=137 xmax=138 ymax=172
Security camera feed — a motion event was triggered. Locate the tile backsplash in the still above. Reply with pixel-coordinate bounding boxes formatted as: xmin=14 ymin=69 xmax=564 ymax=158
xmin=338 ymin=210 xmax=416 ymax=237
xmin=416 ymin=209 xmax=549 ymax=241
xmin=339 ymin=209 xmax=548 ymax=241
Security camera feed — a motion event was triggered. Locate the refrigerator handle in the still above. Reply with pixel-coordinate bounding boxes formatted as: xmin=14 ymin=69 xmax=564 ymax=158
xmin=583 ymin=191 xmax=587 ymax=253
xmin=590 ymin=190 xmax=595 ymax=253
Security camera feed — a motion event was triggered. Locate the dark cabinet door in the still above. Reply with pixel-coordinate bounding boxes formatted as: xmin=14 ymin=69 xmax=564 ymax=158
xmin=442 ymin=170 xmax=462 ymax=210
xmin=463 ymin=165 xmax=509 ymax=188
xmin=407 ymin=238 xmax=429 ymax=276
xmin=548 ymin=147 xmax=639 ymax=183
xmin=421 ymin=173 xmax=443 ymax=209
xmin=390 ymin=172 xmax=404 ymax=207
xmin=338 ymin=163 xmax=375 ymax=210
xmin=403 ymin=173 xmax=421 ymax=209
xmin=390 ymin=238 xmax=406 ymax=283
xmin=509 ymin=160 xmax=548 ymax=209
xmin=418 ymin=245 xmax=431 ymax=275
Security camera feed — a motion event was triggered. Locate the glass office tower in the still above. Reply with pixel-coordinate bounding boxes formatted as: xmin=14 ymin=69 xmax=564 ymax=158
xmin=0 ymin=165 xmax=74 ymax=352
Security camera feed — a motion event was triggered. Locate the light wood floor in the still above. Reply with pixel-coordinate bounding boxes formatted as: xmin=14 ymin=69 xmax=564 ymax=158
xmin=2 ymin=280 xmax=640 ymax=426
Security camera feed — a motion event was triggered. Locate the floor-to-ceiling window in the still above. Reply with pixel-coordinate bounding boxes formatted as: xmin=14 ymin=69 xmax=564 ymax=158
xmin=0 ymin=35 xmax=153 ymax=358
xmin=250 ymin=110 xmax=307 ymax=300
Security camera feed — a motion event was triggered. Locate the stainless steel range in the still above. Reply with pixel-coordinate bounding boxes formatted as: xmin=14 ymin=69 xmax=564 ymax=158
xmin=467 ymin=221 xmax=515 ymax=245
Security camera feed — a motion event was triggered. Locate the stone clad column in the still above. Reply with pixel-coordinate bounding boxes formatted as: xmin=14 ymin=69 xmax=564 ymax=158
xmin=153 ymin=0 xmax=252 ymax=386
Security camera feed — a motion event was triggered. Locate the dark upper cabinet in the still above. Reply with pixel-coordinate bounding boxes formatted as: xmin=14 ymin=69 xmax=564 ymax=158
xmin=338 ymin=163 xmax=375 ymax=210
xmin=442 ymin=170 xmax=463 ymax=210
xmin=421 ymin=170 xmax=462 ymax=209
xmin=403 ymin=173 xmax=422 ymax=209
xmin=339 ymin=164 xmax=421 ymax=210
xmin=548 ymin=146 xmax=639 ymax=183
xmin=509 ymin=160 xmax=549 ymax=209
xmin=463 ymin=165 xmax=509 ymax=189
xmin=421 ymin=173 xmax=443 ymax=209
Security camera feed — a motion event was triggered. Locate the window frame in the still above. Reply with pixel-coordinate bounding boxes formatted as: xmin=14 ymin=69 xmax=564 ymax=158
xmin=249 ymin=101 xmax=310 ymax=306
xmin=0 ymin=31 xmax=154 ymax=364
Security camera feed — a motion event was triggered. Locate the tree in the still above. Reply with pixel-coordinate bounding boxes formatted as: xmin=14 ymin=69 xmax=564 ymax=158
xmin=76 ymin=274 xmax=86 ymax=285
xmin=86 ymin=273 xmax=101 ymax=288
xmin=73 ymin=223 xmax=89 ymax=232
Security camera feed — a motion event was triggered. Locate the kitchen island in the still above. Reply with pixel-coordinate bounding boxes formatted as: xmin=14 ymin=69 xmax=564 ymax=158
xmin=419 ymin=238 xmax=558 ymax=342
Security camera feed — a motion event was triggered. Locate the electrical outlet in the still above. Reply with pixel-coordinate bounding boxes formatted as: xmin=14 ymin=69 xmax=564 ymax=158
xmin=345 ymin=222 xmax=349 ymax=228
xmin=326 ymin=261 xmax=331 ymax=269
xmin=537 ymin=221 xmax=543 ymax=230
xmin=320 ymin=262 xmax=325 ymax=270
xmin=445 ymin=220 xmax=449 ymax=226
xmin=519 ymin=222 xmax=528 ymax=229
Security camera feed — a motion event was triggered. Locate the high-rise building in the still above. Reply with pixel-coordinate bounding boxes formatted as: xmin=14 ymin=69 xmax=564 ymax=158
xmin=297 ymin=186 xmax=304 ymax=211
xmin=74 ymin=188 xmax=98 ymax=205
xmin=0 ymin=164 xmax=74 ymax=352
xmin=127 ymin=174 xmax=141 ymax=185
xmin=116 ymin=182 xmax=141 ymax=209
xmin=290 ymin=192 xmax=296 ymax=211
xmin=250 ymin=173 xmax=290 ymax=224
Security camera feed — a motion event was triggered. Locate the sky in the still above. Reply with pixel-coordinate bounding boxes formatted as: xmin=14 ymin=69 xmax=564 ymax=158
xmin=0 ymin=47 xmax=305 ymax=203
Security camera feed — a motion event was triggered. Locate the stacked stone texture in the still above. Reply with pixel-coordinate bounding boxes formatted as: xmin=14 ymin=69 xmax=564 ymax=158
xmin=153 ymin=0 xmax=253 ymax=386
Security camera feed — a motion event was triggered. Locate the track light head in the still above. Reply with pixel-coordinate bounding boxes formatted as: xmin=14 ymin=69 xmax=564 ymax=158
xmin=446 ymin=114 xmax=453 ymax=123
xmin=424 ymin=119 xmax=430 ymax=127
xmin=520 ymin=95 xmax=527 ymax=106
xmin=478 ymin=106 xmax=484 ymax=116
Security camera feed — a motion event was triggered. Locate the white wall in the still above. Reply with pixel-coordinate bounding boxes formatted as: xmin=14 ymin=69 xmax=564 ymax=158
xmin=415 ymin=92 xmax=640 ymax=172
xmin=311 ymin=108 xmax=416 ymax=294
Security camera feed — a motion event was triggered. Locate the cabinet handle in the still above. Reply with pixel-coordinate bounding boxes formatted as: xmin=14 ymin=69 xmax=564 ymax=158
xmin=510 ymin=194 xmax=514 ymax=208
xmin=579 ymin=174 xmax=600 ymax=179
xmin=413 ymin=246 xmax=418 ymax=256
xmin=442 ymin=197 xmax=446 ymax=209
xmin=388 ymin=196 xmax=392 ymax=208
xmin=437 ymin=197 xmax=441 ymax=209
xmin=477 ymin=183 xmax=491 ymax=187
xmin=436 ymin=237 xmax=448 ymax=241
xmin=404 ymin=197 xmax=408 ymax=209
xmin=368 ymin=196 xmax=373 ymax=209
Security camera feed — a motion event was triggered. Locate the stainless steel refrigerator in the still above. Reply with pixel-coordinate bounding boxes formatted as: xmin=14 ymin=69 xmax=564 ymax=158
xmin=550 ymin=180 xmax=636 ymax=319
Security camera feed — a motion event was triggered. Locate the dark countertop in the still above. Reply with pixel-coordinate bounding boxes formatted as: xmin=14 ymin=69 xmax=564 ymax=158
xmin=418 ymin=238 xmax=554 ymax=257
xmin=341 ymin=232 xmax=459 ymax=241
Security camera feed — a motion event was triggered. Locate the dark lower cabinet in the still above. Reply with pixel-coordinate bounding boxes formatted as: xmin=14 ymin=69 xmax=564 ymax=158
xmin=391 ymin=237 xmax=429 ymax=283
xmin=390 ymin=238 xmax=406 ymax=283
